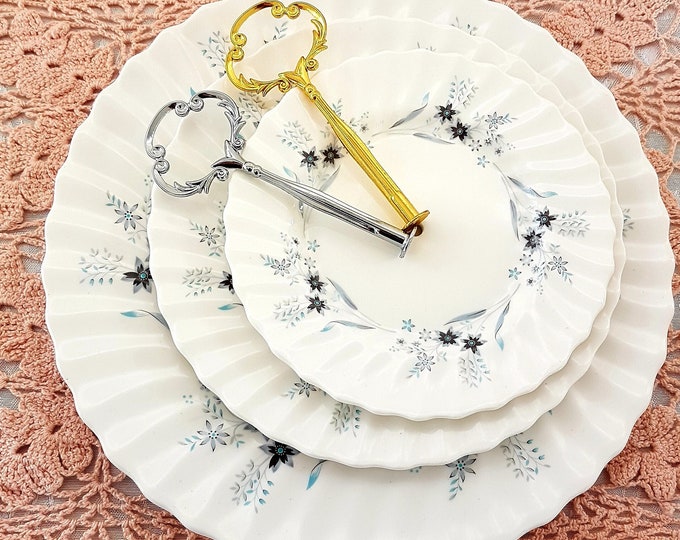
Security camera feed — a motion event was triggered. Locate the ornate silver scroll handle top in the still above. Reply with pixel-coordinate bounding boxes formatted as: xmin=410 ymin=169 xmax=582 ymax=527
xmin=144 ymin=90 xmax=415 ymax=258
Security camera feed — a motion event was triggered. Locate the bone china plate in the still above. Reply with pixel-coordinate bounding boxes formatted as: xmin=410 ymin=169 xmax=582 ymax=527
xmin=147 ymin=17 xmax=624 ymax=467
xmin=42 ymin=1 xmax=673 ymax=539
xmin=224 ymin=49 xmax=616 ymax=420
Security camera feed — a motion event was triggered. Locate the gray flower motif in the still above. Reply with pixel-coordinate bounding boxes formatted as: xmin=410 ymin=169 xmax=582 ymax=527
xmin=414 ymin=352 xmax=435 ymax=372
xmin=447 ymin=455 xmax=477 ymax=482
xmin=467 ymin=139 xmax=482 ymax=152
xmin=114 ymin=201 xmax=143 ymax=230
xmin=418 ymin=328 xmax=432 ymax=341
xmin=272 ymin=258 xmax=291 ymax=276
xmin=293 ymin=379 xmax=318 ymax=397
xmin=485 ymin=112 xmax=502 ymax=130
xmin=548 ymin=256 xmax=568 ymax=275
xmin=520 ymin=252 xmax=533 ymax=266
xmin=197 ymin=420 xmax=229 ymax=451
xmin=199 ymin=226 xmax=220 ymax=246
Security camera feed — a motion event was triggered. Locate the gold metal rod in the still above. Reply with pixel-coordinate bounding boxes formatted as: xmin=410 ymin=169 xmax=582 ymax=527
xmin=302 ymin=80 xmax=429 ymax=231
xmin=225 ymin=1 xmax=429 ymax=233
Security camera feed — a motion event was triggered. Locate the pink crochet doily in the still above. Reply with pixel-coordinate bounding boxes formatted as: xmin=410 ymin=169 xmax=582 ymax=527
xmin=0 ymin=0 xmax=678 ymax=538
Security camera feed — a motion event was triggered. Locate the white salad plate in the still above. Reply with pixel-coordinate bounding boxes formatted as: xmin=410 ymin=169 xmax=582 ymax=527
xmin=224 ymin=49 xmax=617 ymax=420
xmin=148 ymin=17 xmax=624 ymax=466
xmin=42 ymin=1 xmax=673 ymax=539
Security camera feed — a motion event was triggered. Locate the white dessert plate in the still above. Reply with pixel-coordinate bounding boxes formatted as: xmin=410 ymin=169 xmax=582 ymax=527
xmin=148 ymin=17 xmax=624 ymax=467
xmin=42 ymin=2 xmax=673 ymax=539
xmin=224 ymin=49 xmax=616 ymax=420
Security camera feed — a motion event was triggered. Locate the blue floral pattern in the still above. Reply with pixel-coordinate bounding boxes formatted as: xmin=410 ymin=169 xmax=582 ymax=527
xmin=106 ymin=188 xmax=150 ymax=244
xmin=278 ymin=120 xmax=345 ymax=204
xmin=179 ymin=389 xmax=255 ymax=451
xmin=182 ymin=267 xmax=235 ymax=297
xmin=331 ymin=403 xmax=361 ymax=437
xmin=285 ymin=378 xmax=319 ymax=399
xmin=501 ymin=435 xmax=551 ymax=481
xmin=100 ymin=29 xmax=566 ymax=516
xmin=383 ymin=84 xmax=591 ymax=295
xmin=231 ymin=437 xmax=299 ymax=512
xmin=262 ymin=233 xmax=339 ymax=327
xmin=258 ymin=75 xmax=592 ymax=383
xmin=181 ymin=199 xmax=240 ymax=302
xmin=178 ymin=385 xmax=328 ymax=511
xmin=284 ymin=378 xmax=363 ymax=436
xmin=79 ymin=186 xmax=154 ymax=295
xmin=383 ymin=80 xmax=514 ymax=165
xmin=447 ymin=455 xmax=477 ymax=500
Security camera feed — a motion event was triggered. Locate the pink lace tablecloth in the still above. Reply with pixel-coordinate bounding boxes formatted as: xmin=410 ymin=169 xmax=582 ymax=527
xmin=0 ymin=0 xmax=678 ymax=538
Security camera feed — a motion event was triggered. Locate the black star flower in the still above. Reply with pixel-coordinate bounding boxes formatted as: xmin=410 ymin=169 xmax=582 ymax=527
xmin=435 ymin=103 xmax=457 ymax=123
xmin=300 ymin=148 xmax=319 ymax=171
xmin=218 ymin=271 xmax=234 ymax=294
xmin=438 ymin=328 xmax=460 ymax=346
xmin=307 ymin=295 xmax=327 ymax=314
xmin=462 ymin=334 xmax=485 ymax=354
xmin=260 ymin=440 xmax=299 ymax=472
xmin=306 ymin=273 xmax=325 ymax=292
xmin=450 ymin=120 xmax=469 ymax=141
xmin=522 ymin=228 xmax=544 ymax=251
xmin=123 ymin=257 xmax=152 ymax=293
xmin=321 ymin=145 xmax=342 ymax=166
xmin=535 ymin=208 xmax=557 ymax=230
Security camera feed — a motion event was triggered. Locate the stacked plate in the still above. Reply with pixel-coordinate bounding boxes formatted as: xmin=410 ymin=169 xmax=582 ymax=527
xmin=42 ymin=2 xmax=674 ymax=539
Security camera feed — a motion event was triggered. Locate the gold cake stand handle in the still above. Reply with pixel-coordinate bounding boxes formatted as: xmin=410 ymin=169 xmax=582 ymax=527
xmin=225 ymin=1 xmax=429 ymax=233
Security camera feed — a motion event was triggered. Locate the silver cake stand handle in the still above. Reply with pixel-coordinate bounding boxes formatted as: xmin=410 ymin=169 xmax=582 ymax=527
xmin=144 ymin=90 xmax=416 ymax=257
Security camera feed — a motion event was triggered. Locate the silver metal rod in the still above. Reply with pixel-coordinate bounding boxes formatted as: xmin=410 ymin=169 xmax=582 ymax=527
xmin=212 ymin=157 xmax=415 ymax=257
xmin=145 ymin=90 xmax=415 ymax=257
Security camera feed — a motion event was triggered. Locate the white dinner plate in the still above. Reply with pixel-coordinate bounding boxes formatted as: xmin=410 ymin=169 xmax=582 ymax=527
xmin=43 ymin=2 xmax=673 ymax=539
xmin=224 ymin=48 xmax=616 ymax=419
xmin=147 ymin=16 xmax=624 ymax=467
